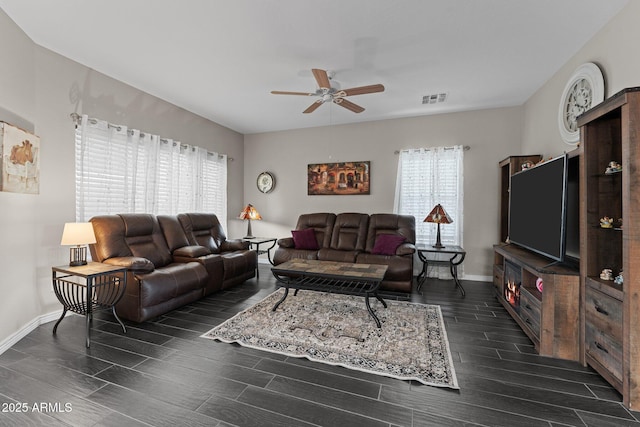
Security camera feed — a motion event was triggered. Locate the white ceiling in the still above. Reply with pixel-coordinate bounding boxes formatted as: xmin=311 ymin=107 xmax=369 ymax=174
xmin=0 ymin=0 xmax=629 ymax=134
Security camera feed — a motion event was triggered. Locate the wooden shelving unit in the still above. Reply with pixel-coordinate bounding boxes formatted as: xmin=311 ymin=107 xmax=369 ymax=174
xmin=579 ymin=87 xmax=640 ymax=409
xmin=495 ymin=153 xmax=583 ymax=362
xmin=498 ymin=155 xmax=542 ymax=244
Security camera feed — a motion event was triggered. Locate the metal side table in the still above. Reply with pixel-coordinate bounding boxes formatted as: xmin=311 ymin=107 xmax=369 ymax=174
xmin=416 ymin=244 xmax=466 ymax=296
xmin=242 ymin=237 xmax=277 ymax=278
xmin=52 ymin=262 xmax=127 ymax=347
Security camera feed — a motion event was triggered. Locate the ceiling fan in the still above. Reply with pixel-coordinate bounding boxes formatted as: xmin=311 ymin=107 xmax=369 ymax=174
xmin=271 ymin=69 xmax=385 ymax=114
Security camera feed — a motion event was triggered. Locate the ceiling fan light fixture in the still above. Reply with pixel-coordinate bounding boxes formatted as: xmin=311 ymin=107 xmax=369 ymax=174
xmin=272 ymin=69 xmax=384 ymax=114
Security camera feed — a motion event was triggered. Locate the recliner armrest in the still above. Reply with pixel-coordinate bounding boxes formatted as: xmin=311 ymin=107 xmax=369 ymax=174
xmin=103 ymin=256 xmax=155 ymax=273
xmin=174 ymin=245 xmax=210 ymax=258
xmin=277 ymin=237 xmax=295 ymax=248
xmin=220 ymin=239 xmax=249 ymax=251
xmin=396 ymin=243 xmax=415 ymax=256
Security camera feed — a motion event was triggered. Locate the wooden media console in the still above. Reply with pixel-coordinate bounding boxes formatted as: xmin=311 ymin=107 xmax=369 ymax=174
xmin=493 ymin=243 xmax=580 ymax=361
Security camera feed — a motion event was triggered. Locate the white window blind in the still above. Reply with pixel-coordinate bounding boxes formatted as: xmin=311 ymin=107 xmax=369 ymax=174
xmin=394 ymin=145 xmax=464 ymax=276
xmin=75 ymin=115 xmax=227 ymax=227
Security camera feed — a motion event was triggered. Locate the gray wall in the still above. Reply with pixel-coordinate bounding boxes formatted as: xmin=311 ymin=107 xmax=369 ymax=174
xmin=522 ymin=1 xmax=640 ymax=155
xmin=0 ymin=8 xmax=245 ymax=349
xmin=244 ymin=107 xmax=523 ymax=280
xmin=244 ymin=1 xmax=640 ymax=281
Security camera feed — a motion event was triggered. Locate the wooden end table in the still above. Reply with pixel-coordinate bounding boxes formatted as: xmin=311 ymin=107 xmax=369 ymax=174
xmin=271 ymin=259 xmax=388 ymax=327
xmin=52 ymin=262 xmax=127 ymax=347
xmin=416 ymin=244 xmax=466 ymax=296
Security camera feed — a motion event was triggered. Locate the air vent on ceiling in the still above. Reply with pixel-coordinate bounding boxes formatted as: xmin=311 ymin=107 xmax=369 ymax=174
xmin=422 ymin=92 xmax=447 ymax=105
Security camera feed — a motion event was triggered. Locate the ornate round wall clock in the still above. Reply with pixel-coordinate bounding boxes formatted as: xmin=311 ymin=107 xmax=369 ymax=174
xmin=257 ymin=171 xmax=275 ymax=193
xmin=558 ymin=62 xmax=605 ymax=145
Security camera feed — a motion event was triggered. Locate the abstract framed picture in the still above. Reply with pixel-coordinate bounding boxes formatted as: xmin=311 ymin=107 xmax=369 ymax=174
xmin=0 ymin=122 xmax=40 ymax=194
xmin=307 ymin=161 xmax=370 ymax=195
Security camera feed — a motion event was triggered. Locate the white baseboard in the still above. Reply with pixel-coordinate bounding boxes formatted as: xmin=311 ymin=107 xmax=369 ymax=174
xmin=420 ymin=274 xmax=492 ymax=283
xmin=462 ymin=274 xmax=492 ymax=282
xmin=0 ymin=309 xmax=64 ymax=356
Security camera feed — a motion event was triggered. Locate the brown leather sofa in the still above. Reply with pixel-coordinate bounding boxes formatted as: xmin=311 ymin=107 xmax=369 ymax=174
xmin=177 ymin=213 xmax=256 ymax=290
xmin=274 ymin=212 xmax=416 ymax=292
xmin=273 ymin=213 xmax=336 ymax=263
xmin=90 ymin=213 xmax=256 ymax=322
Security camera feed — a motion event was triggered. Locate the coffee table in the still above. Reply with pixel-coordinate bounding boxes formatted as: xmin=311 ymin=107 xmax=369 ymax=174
xmin=271 ymin=259 xmax=388 ymax=328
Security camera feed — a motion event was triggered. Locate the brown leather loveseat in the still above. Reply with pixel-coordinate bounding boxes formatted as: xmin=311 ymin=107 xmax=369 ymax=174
xmin=273 ymin=213 xmax=415 ymax=292
xmin=90 ymin=213 xmax=257 ymax=322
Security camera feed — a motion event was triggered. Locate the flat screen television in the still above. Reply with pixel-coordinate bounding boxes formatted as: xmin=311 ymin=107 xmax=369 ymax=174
xmin=509 ymin=154 xmax=572 ymax=264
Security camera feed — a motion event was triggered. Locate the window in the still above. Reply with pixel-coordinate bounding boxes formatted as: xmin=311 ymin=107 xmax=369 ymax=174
xmin=74 ymin=115 xmax=227 ymax=226
xmin=394 ymin=145 xmax=464 ymax=276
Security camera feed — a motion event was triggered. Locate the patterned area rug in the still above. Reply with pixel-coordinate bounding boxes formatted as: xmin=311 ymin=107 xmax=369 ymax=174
xmin=201 ymin=289 xmax=458 ymax=389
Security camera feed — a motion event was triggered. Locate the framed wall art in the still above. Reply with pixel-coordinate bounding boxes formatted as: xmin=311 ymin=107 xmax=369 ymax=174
xmin=307 ymin=161 xmax=370 ymax=195
xmin=1 ymin=122 xmax=40 ymax=194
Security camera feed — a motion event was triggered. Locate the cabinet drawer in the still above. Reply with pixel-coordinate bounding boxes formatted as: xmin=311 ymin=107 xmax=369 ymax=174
xmin=520 ymin=288 xmax=541 ymax=321
xmin=519 ymin=288 xmax=540 ymax=338
xmin=585 ymin=286 xmax=622 ymax=342
xmin=520 ymin=310 xmax=540 ymax=339
xmin=585 ymin=322 xmax=623 ymax=382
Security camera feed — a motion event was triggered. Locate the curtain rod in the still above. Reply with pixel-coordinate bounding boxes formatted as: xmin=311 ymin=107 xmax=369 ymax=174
xmin=70 ymin=113 xmax=233 ymax=161
xmin=394 ymin=145 xmax=470 ymax=154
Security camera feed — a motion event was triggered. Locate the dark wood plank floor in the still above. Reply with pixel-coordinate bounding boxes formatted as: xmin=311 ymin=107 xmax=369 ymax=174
xmin=1 ymin=264 xmax=639 ymax=426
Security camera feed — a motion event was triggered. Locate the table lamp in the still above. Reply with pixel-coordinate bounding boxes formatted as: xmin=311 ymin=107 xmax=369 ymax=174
xmin=60 ymin=222 xmax=97 ymax=266
xmin=239 ymin=204 xmax=262 ymax=239
xmin=424 ymin=204 xmax=453 ymax=248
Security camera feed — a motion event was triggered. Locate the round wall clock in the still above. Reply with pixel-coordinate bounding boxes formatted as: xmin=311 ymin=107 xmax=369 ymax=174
xmin=558 ymin=62 xmax=605 ymax=145
xmin=257 ymin=171 xmax=275 ymax=193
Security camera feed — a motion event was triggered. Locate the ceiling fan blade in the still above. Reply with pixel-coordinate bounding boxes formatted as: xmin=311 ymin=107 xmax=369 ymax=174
xmin=311 ymin=69 xmax=332 ymax=89
xmin=271 ymin=90 xmax=314 ymax=96
xmin=337 ymin=84 xmax=385 ymax=97
xmin=303 ymin=101 xmax=323 ymax=114
xmin=334 ymin=98 xmax=365 ymax=113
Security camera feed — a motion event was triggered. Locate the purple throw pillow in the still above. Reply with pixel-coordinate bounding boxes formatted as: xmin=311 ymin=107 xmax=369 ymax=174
xmin=292 ymin=228 xmax=319 ymax=250
xmin=372 ymin=234 xmax=406 ymax=255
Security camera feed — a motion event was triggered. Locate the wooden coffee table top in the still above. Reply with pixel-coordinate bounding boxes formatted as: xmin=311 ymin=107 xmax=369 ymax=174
xmin=272 ymin=259 xmax=387 ymax=280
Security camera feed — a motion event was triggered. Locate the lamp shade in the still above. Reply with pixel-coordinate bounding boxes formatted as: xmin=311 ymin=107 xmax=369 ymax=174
xmin=238 ymin=204 xmax=262 ymax=220
xmin=239 ymin=204 xmax=261 ymax=239
xmin=424 ymin=204 xmax=453 ymax=224
xmin=424 ymin=204 xmax=452 ymax=249
xmin=60 ymin=222 xmax=96 ymax=267
xmin=60 ymin=222 xmax=96 ymax=246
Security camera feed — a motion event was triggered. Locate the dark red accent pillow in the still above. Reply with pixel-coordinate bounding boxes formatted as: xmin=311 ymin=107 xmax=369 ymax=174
xmin=291 ymin=228 xmax=319 ymax=250
xmin=372 ymin=234 xmax=405 ymax=255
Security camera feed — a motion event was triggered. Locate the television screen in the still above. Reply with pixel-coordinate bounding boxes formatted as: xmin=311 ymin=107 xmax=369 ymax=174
xmin=509 ymin=154 xmax=567 ymax=262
